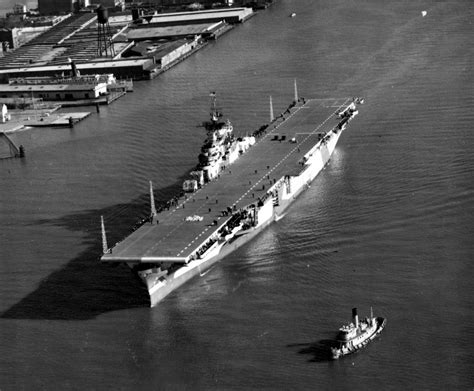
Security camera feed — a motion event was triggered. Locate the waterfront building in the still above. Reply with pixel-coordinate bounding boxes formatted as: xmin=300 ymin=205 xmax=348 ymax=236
xmin=112 ymin=7 xmax=253 ymax=27
xmin=0 ymin=6 xmax=254 ymax=81
xmin=0 ymin=58 xmax=155 ymax=81
xmin=0 ymin=82 xmax=108 ymax=101
xmin=126 ymin=21 xmax=227 ymax=41
xmin=125 ymin=38 xmax=197 ymax=68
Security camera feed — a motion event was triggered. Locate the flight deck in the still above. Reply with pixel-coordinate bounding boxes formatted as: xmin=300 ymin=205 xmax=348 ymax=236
xmin=101 ymin=97 xmax=351 ymax=263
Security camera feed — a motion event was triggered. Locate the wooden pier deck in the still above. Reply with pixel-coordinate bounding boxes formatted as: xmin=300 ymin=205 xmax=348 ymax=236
xmin=0 ymin=111 xmax=91 ymax=132
xmin=23 ymin=112 xmax=91 ymax=127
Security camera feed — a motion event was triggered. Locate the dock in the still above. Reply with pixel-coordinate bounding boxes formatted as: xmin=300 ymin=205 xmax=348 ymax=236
xmin=23 ymin=112 xmax=91 ymax=127
xmin=59 ymin=90 xmax=128 ymax=107
xmin=0 ymin=111 xmax=91 ymax=132
xmin=102 ymin=97 xmax=351 ymax=263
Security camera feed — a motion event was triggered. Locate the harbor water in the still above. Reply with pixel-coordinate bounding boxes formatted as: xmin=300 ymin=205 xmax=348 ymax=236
xmin=1 ymin=0 xmax=473 ymax=389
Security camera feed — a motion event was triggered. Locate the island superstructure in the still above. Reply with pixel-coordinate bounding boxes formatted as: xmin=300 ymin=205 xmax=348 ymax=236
xmin=100 ymin=92 xmax=361 ymax=306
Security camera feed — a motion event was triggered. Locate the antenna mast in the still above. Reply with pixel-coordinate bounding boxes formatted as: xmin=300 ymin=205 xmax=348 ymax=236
xmin=209 ymin=91 xmax=221 ymax=122
xmin=269 ymin=95 xmax=274 ymax=122
xmin=294 ymin=78 xmax=298 ymax=103
xmin=101 ymin=215 xmax=109 ymax=254
xmin=150 ymin=180 xmax=156 ymax=217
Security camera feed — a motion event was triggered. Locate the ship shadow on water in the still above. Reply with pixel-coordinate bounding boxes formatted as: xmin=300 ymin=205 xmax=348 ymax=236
xmin=287 ymin=339 xmax=336 ymax=363
xmin=1 ymin=180 xmax=188 ymax=321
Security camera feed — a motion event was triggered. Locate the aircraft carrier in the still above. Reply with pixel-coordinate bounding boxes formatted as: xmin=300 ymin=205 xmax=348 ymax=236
xmin=100 ymin=91 xmax=361 ymax=306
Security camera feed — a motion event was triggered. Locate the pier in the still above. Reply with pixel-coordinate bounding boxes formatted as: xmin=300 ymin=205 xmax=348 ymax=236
xmin=0 ymin=111 xmax=91 ymax=132
xmin=23 ymin=112 xmax=91 ymax=127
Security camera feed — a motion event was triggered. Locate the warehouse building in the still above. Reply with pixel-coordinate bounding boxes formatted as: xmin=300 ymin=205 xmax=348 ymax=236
xmin=145 ymin=8 xmax=254 ymax=26
xmin=0 ymin=83 xmax=108 ymax=101
xmin=126 ymin=38 xmax=198 ymax=68
xmin=111 ymin=7 xmax=253 ymax=27
xmin=0 ymin=58 xmax=156 ymax=82
xmin=127 ymin=21 xmax=228 ymax=41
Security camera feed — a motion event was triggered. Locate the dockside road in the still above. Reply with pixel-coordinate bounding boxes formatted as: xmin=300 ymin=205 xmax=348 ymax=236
xmin=102 ymin=97 xmax=351 ymax=263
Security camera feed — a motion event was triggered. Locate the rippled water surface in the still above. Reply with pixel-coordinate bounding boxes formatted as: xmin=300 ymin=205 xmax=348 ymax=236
xmin=1 ymin=1 xmax=473 ymax=389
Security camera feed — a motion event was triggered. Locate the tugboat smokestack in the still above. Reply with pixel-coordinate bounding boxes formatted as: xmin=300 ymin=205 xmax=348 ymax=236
xmin=352 ymin=307 xmax=359 ymax=328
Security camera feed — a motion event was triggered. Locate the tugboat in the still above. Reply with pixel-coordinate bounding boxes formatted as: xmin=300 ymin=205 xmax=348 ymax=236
xmin=331 ymin=308 xmax=386 ymax=359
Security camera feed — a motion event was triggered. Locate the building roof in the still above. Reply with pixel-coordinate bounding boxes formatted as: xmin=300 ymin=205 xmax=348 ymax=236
xmin=144 ymin=7 xmax=253 ymax=24
xmin=127 ymin=21 xmax=223 ymax=41
xmin=0 ymin=83 xmax=106 ymax=92
xmin=0 ymin=58 xmax=152 ymax=75
xmin=129 ymin=39 xmax=189 ymax=58
xmin=109 ymin=7 xmax=253 ymax=26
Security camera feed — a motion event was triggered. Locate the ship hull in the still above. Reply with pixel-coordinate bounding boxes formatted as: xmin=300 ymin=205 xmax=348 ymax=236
xmin=145 ymin=217 xmax=274 ymax=307
xmin=143 ymin=127 xmax=344 ymax=307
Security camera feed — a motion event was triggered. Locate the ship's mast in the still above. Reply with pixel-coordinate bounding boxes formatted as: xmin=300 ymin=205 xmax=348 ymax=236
xmin=209 ymin=91 xmax=221 ymax=123
xmin=294 ymin=78 xmax=298 ymax=103
xmin=101 ymin=215 xmax=109 ymax=254
xmin=269 ymin=95 xmax=274 ymax=122
xmin=150 ymin=180 xmax=156 ymax=217
xmin=204 ymin=92 xmax=224 ymax=131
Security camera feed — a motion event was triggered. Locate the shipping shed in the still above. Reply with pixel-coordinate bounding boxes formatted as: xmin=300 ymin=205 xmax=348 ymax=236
xmin=0 ymin=59 xmax=156 ymax=82
xmin=127 ymin=21 xmax=227 ymax=41
xmin=127 ymin=39 xmax=197 ymax=68
xmin=0 ymin=83 xmax=108 ymax=101
xmin=135 ymin=7 xmax=253 ymax=26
